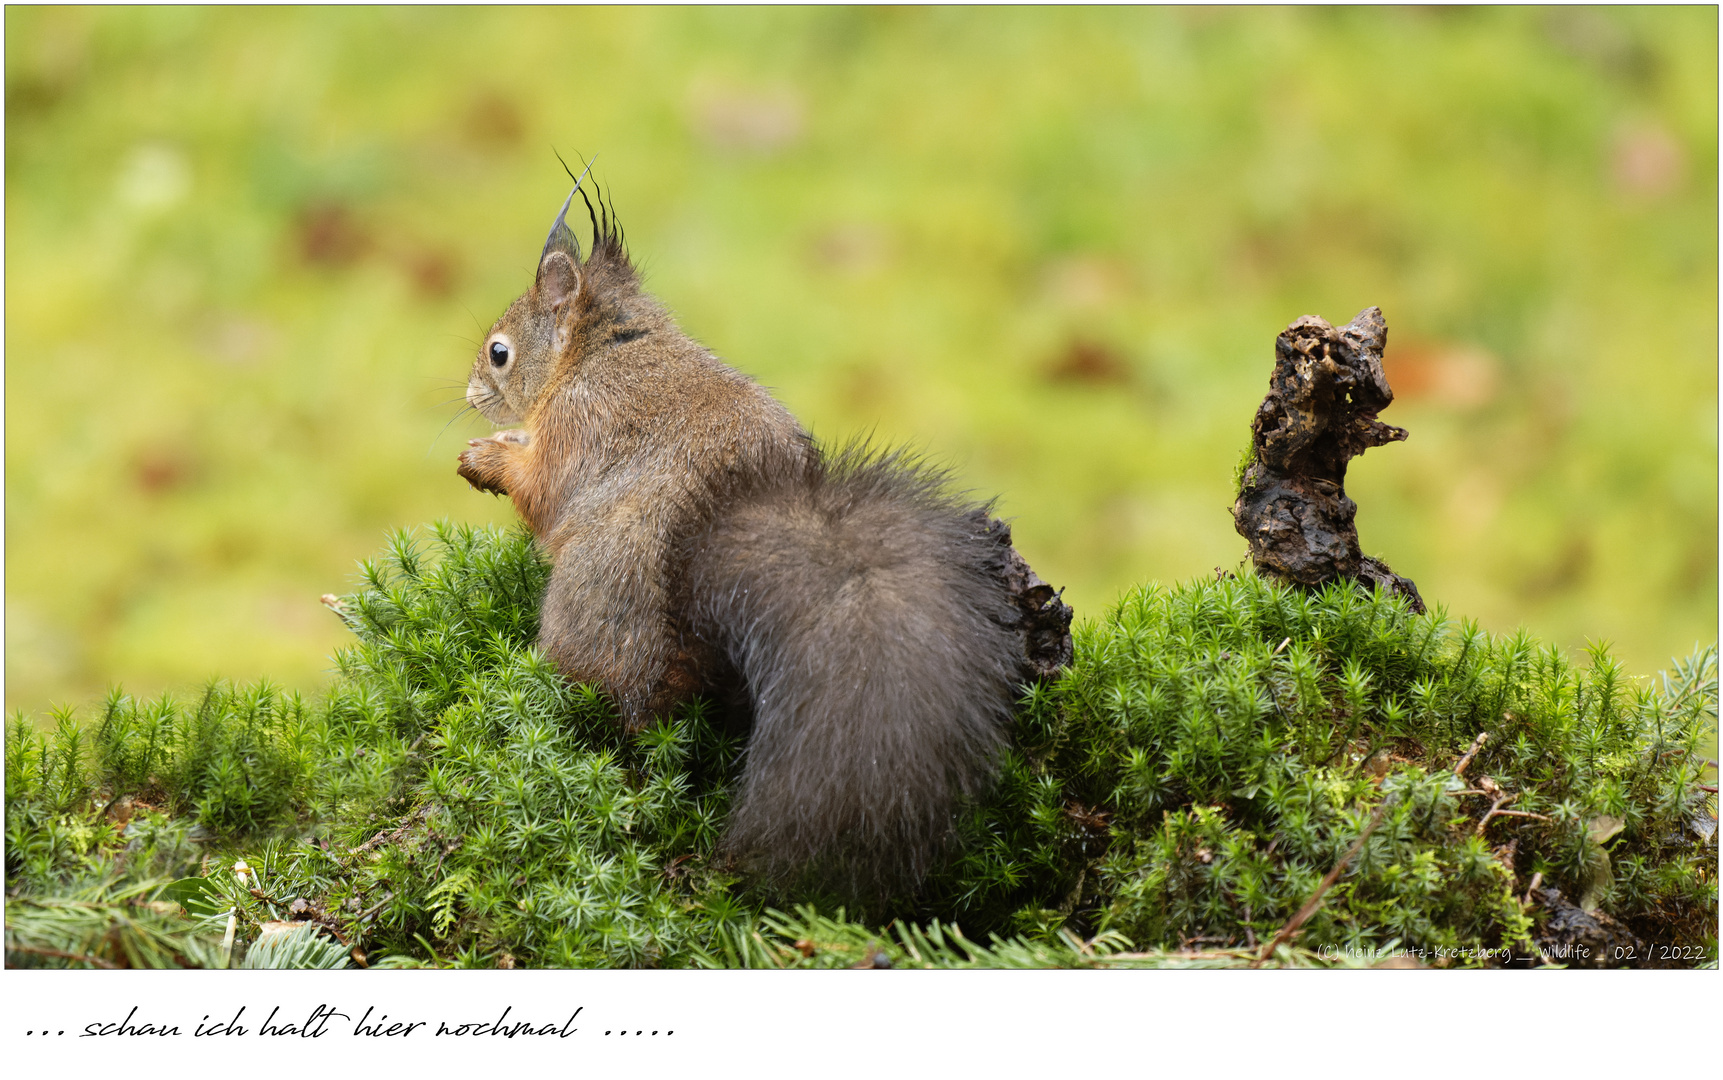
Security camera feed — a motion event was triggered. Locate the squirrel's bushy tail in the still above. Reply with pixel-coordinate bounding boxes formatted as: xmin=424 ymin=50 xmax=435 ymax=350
xmin=682 ymin=446 xmax=1028 ymax=899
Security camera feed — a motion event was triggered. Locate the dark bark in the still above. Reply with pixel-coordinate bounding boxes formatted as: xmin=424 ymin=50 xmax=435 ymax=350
xmin=1232 ymin=306 xmax=1424 ymax=612
xmin=972 ymin=512 xmax=1075 ymax=681
xmin=1531 ymin=887 xmax=1658 ymax=968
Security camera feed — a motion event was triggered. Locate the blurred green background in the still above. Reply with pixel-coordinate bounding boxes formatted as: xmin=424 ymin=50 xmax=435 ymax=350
xmin=6 ymin=6 xmax=1716 ymax=719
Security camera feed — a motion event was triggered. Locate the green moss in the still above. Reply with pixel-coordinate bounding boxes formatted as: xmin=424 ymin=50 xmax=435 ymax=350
xmin=936 ymin=577 xmax=1717 ymax=959
xmin=6 ymin=524 xmax=1716 ymax=968
xmin=1231 ymin=440 xmax=1256 ymax=497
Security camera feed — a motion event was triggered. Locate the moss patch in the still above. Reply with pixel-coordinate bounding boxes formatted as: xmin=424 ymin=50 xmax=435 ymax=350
xmin=7 ymin=524 xmax=1716 ymax=968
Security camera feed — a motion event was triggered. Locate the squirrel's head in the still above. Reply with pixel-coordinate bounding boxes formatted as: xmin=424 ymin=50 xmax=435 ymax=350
xmin=466 ymin=173 xmax=638 ymax=425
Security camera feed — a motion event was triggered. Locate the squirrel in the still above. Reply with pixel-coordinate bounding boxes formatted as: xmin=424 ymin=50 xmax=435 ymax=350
xmin=456 ymin=176 xmax=1072 ymax=899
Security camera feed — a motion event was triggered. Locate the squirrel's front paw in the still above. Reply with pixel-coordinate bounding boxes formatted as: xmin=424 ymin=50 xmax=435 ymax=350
xmin=458 ymin=436 xmax=517 ymax=495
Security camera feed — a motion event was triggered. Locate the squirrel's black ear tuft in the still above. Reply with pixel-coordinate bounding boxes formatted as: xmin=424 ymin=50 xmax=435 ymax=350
xmin=541 ymin=152 xmax=597 ymax=268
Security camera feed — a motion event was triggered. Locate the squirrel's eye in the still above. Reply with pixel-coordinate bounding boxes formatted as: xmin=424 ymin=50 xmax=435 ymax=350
xmin=488 ymin=340 xmax=511 ymax=367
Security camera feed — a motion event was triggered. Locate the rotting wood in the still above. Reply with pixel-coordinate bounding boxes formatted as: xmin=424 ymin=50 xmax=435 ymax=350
xmin=1233 ymin=306 xmax=1423 ymax=611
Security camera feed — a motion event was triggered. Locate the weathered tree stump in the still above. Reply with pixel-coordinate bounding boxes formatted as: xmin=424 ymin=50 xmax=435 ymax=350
xmin=971 ymin=511 xmax=1075 ymax=681
xmin=1232 ymin=306 xmax=1424 ymax=612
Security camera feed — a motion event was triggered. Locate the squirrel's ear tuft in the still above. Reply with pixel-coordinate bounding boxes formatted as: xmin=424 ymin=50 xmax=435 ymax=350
xmin=540 ymin=185 xmax=583 ymax=266
xmin=537 ymin=250 xmax=579 ymax=308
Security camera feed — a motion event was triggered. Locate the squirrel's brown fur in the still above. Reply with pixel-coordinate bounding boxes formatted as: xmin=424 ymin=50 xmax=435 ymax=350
xmin=458 ymin=181 xmax=1069 ymax=899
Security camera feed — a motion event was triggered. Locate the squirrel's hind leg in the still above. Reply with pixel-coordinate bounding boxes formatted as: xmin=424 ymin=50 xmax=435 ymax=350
xmin=538 ymin=526 xmax=689 ymax=733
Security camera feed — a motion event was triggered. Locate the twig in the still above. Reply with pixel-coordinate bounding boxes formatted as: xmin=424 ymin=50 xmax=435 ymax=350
xmin=356 ymin=892 xmax=394 ymax=925
xmin=1453 ymin=732 xmax=1489 ymax=778
xmin=1523 ymin=871 xmax=1543 ymax=906
xmin=1100 ymin=950 xmax=1257 ymax=963
xmin=347 ymin=804 xmax=433 ymax=858
xmin=1475 ymin=792 xmax=1517 ymax=835
xmin=221 ymin=859 xmax=250 ymax=968
xmin=1253 ymin=798 xmax=1393 ymax=967
xmin=1493 ymin=810 xmax=1550 ymax=824
xmin=344 ymin=891 xmax=396 ymax=951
